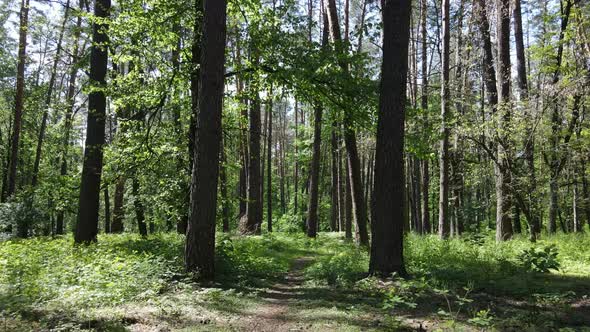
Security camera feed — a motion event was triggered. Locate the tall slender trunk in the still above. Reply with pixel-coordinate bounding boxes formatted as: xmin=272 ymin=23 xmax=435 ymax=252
xmin=547 ymin=0 xmax=575 ymax=234
xmin=513 ymin=0 xmax=539 ymax=240
xmin=32 ymin=0 xmax=70 ymax=187
xmin=420 ymin=0 xmax=430 ymax=233
xmin=495 ymin=0 xmax=514 ymax=242
xmin=438 ymin=0 xmax=450 ymax=239
xmin=75 ymin=0 xmax=111 ymax=244
xmin=56 ymin=1 xmax=83 ymax=235
xmin=104 ymin=186 xmax=111 ymax=233
xmin=324 ymin=0 xmax=368 ymax=246
xmin=267 ymin=92 xmax=273 ymax=232
xmin=294 ymin=100 xmax=299 ymax=216
xmin=240 ymin=59 xmax=263 ymax=234
xmin=220 ymin=137 xmax=230 ymax=233
xmin=185 ymin=0 xmax=227 ymax=280
xmin=7 ymin=0 xmax=30 ymax=199
xmin=306 ymin=104 xmax=323 ymax=238
xmin=344 ymin=161 xmax=352 ymax=239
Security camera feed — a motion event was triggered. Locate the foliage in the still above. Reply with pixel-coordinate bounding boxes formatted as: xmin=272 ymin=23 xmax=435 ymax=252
xmin=518 ymin=244 xmax=561 ymax=273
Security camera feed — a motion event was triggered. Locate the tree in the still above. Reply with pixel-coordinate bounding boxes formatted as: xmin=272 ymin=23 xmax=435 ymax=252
xmin=370 ymin=0 xmax=411 ymax=276
xmin=185 ymin=0 xmax=227 ymax=280
xmin=7 ymin=0 xmax=29 ymax=200
xmin=75 ymin=0 xmax=111 ymax=244
xmin=420 ymin=0 xmax=430 ymax=234
xmin=438 ymin=0 xmax=450 ymax=239
xmin=31 ymin=0 xmax=70 ymax=188
xmin=324 ymin=0 xmax=368 ymax=246
xmin=495 ymin=0 xmax=513 ymax=242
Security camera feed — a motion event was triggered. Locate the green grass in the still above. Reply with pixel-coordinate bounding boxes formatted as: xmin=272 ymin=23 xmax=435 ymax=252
xmin=1 ymin=231 xmax=589 ymax=331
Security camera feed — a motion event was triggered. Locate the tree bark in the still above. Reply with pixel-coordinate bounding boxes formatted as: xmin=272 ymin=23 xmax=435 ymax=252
xmin=240 ymin=63 xmax=263 ymax=234
xmin=438 ymin=0 xmax=450 ymax=239
xmin=7 ymin=0 xmax=30 ymax=199
xmin=185 ymin=0 xmax=227 ymax=280
xmin=266 ymin=92 xmax=273 ymax=232
xmin=75 ymin=0 xmax=111 ymax=244
xmin=420 ymin=0 xmax=430 ymax=234
xmin=306 ymin=103 xmax=323 ymax=238
xmin=370 ymin=0 xmax=411 ymax=276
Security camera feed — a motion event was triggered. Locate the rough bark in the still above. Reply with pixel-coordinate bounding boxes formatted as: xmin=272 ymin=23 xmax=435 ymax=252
xmin=75 ymin=0 xmax=111 ymax=244
xmin=240 ymin=68 xmax=263 ymax=234
xmin=370 ymin=0 xmax=411 ymax=277
xmin=185 ymin=0 xmax=227 ymax=280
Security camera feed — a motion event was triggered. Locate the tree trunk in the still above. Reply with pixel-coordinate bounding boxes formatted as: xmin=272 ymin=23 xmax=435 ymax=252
xmin=324 ymin=0 xmax=368 ymax=246
xmin=547 ymin=0 xmax=575 ymax=234
xmin=344 ymin=161 xmax=352 ymax=239
xmin=438 ymin=0 xmax=450 ymax=239
xmin=185 ymin=0 xmax=227 ymax=280
xmin=104 ymin=186 xmax=111 ymax=233
xmin=495 ymin=0 xmax=513 ymax=242
xmin=7 ymin=0 xmax=30 ymax=199
xmin=330 ymin=124 xmax=339 ymax=232
xmin=306 ymin=104 xmax=323 ymax=238
xmin=220 ymin=137 xmax=230 ymax=233
xmin=111 ymin=177 xmax=125 ymax=233
xmin=32 ymin=0 xmax=70 ymax=187
xmin=56 ymin=2 xmax=83 ymax=234
xmin=267 ymin=92 xmax=273 ymax=232
xmin=370 ymin=0 xmax=411 ymax=276
xmin=420 ymin=0 xmax=430 ymax=234
xmin=132 ymin=177 xmax=147 ymax=237
xmin=75 ymin=0 xmax=111 ymax=244
xmin=240 ymin=67 xmax=263 ymax=234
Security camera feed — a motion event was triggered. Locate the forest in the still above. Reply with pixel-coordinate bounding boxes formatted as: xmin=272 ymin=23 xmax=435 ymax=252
xmin=0 ymin=0 xmax=589 ymax=330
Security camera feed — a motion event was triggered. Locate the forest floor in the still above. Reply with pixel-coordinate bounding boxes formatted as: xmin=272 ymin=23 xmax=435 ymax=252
xmin=1 ymin=232 xmax=590 ymax=331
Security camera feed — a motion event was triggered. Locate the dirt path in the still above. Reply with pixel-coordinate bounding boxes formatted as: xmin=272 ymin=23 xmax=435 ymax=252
xmin=233 ymin=257 xmax=316 ymax=331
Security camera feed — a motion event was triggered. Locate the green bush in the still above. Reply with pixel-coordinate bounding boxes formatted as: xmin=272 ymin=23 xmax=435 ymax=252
xmin=518 ymin=245 xmax=560 ymax=273
xmin=305 ymin=242 xmax=368 ymax=286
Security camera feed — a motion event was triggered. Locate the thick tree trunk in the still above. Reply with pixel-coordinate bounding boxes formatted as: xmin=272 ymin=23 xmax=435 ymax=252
xmin=438 ymin=0 xmax=450 ymax=239
xmin=7 ymin=0 xmax=30 ymax=199
xmin=370 ymin=0 xmax=411 ymax=277
xmin=185 ymin=0 xmax=227 ymax=280
xmin=75 ymin=0 xmax=111 ymax=244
